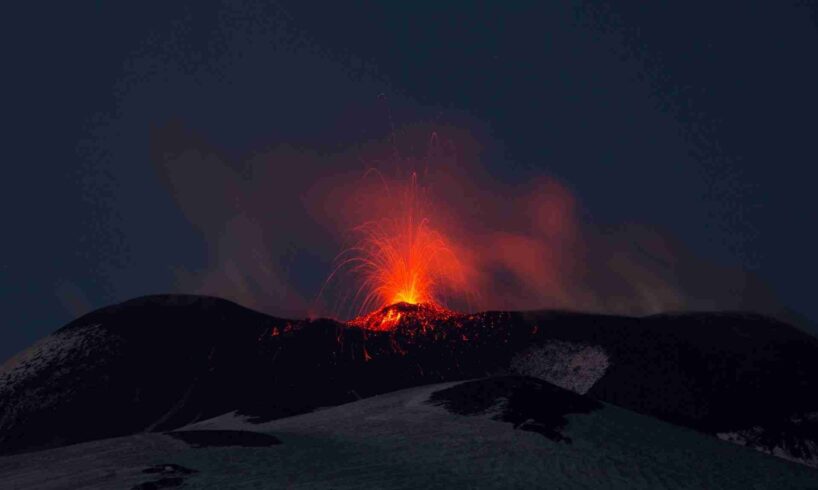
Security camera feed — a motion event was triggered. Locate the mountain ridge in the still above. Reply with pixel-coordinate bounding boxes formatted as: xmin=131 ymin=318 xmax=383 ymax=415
xmin=2 ymin=294 xmax=817 ymax=468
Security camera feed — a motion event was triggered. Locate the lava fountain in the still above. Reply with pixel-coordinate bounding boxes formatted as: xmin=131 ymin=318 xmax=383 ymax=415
xmin=324 ymin=170 xmax=474 ymax=330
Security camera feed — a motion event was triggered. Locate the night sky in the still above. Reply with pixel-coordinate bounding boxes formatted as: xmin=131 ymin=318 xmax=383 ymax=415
xmin=3 ymin=1 xmax=818 ymax=363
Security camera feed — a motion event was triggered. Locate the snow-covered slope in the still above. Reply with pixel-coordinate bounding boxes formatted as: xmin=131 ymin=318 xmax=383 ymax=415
xmin=2 ymin=295 xmax=818 ymax=470
xmin=0 ymin=376 xmax=815 ymax=489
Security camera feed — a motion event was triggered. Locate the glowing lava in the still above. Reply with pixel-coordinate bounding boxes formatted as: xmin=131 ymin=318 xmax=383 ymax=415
xmin=347 ymin=301 xmax=461 ymax=332
xmin=327 ymin=170 xmax=472 ymax=323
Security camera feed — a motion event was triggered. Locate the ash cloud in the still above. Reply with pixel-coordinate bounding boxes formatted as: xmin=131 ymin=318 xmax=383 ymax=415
xmin=151 ymin=122 xmax=792 ymax=322
xmin=150 ymin=124 xmax=330 ymax=318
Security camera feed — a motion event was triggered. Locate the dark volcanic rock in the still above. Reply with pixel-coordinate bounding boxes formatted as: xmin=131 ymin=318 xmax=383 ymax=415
xmin=131 ymin=477 xmax=185 ymax=490
xmin=428 ymin=376 xmax=602 ymax=443
xmin=135 ymin=463 xmax=198 ymax=490
xmin=166 ymin=430 xmax=281 ymax=448
xmin=2 ymin=295 xmax=818 ymax=467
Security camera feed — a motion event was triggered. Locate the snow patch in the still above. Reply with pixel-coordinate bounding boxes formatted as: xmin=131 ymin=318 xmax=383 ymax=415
xmin=0 ymin=324 xmax=118 ymax=431
xmin=718 ymin=426 xmax=818 ymax=468
xmin=0 ymin=324 xmax=104 ymax=385
xmin=510 ymin=340 xmax=609 ymax=394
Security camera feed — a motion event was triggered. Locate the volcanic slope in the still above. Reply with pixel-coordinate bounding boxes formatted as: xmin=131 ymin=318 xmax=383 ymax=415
xmin=0 ymin=376 xmax=815 ymax=489
xmin=1 ymin=295 xmax=817 ymax=467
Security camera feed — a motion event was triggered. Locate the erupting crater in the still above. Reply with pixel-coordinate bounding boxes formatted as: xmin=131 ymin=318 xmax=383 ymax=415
xmin=324 ymin=170 xmax=475 ymax=323
xmin=347 ymin=301 xmax=462 ymax=332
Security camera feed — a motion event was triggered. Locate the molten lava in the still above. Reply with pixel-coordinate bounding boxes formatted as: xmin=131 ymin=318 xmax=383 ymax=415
xmin=329 ymin=171 xmax=472 ymax=323
xmin=347 ymin=301 xmax=460 ymax=332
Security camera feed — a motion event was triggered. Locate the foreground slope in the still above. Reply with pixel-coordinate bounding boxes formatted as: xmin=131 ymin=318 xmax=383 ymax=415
xmin=1 ymin=295 xmax=817 ymax=467
xmin=0 ymin=376 xmax=815 ymax=489
xmin=0 ymin=295 xmax=278 ymax=454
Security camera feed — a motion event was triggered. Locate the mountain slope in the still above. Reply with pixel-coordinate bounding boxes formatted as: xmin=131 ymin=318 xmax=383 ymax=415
xmin=1 ymin=376 xmax=815 ymax=489
xmin=0 ymin=295 xmax=278 ymax=454
xmin=1 ymin=294 xmax=817 ymax=468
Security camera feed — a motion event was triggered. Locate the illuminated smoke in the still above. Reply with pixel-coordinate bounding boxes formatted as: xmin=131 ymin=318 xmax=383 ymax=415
xmin=152 ymin=122 xmax=793 ymax=324
xmin=322 ymin=169 xmax=475 ymax=318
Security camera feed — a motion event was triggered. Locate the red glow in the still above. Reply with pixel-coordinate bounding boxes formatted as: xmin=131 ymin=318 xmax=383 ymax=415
xmin=348 ymin=301 xmax=460 ymax=332
xmin=328 ymin=171 xmax=472 ymax=322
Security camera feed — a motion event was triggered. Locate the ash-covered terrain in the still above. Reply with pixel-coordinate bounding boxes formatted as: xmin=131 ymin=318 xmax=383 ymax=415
xmin=1 ymin=295 xmax=818 ymax=488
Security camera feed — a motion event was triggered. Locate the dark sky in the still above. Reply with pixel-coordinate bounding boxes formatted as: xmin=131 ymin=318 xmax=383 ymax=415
xmin=3 ymin=1 xmax=818 ymax=362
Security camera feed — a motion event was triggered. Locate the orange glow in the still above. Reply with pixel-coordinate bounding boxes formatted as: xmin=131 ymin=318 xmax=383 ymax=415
xmin=328 ymin=170 xmax=472 ymax=321
xmin=348 ymin=301 xmax=460 ymax=332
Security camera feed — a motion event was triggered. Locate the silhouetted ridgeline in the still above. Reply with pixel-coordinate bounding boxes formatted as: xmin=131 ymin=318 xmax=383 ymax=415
xmin=1 ymin=294 xmax=816 ymax=466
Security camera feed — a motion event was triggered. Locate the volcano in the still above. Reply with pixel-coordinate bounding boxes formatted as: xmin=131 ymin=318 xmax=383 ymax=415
xmin=347 ymin=301 xmax=461 ymax=331
xmin=1 ymin=295 xmax=818 ymax=488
